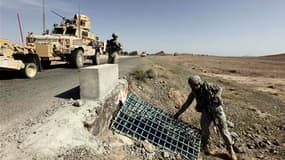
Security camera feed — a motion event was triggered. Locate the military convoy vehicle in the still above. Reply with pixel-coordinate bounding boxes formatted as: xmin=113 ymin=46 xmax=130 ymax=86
xmin=26 ymin=13 xmax=104 ymax=68
xmin=0 ymin=38 xmax=41 ymax=78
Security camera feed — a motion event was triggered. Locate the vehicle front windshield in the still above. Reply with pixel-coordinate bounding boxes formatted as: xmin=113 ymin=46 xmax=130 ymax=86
xmin=65 ymin=28 xmax=76 ymax=36
xmin=52 ymin=28 xmax=64 ymax=34
xmin=34 ymin=39 xmax=52 ymax=43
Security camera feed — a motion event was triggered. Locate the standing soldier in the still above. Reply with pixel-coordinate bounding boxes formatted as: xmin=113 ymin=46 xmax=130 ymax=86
xmin=106 ymin=33 xmax=122 ymax=64
xmin=61 ymin=17 xmax=66 ymax=26
xmin=174 ymin=75 xmax=237 ymax=160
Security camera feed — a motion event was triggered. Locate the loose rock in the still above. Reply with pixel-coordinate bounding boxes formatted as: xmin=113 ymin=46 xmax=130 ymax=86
xmin=145 ymin=69 xmax=156 ymax=79
xmin=73 ymin=100 xmax=83 ymax=107
xmin=267 ymin=85 xmax=274 ymax=89
xmin=279 ymin=125 xmax=285 ymax=131
xmin=256 ymin=153 xmax=264 ymax=159
xmin=247 ymin=143 xmax=256 ymax=149
xmin=234 ymin=143 xmax=248 ymax=153
xmin=162 ymin=151 xmax=170 ymax=158
xmin=272 ymin=139 xmax=280 ymax=146
xmin=142 ymin=140 xmax=156 ymax=153
xmin=227 ymin=120 xmax=235 ymax=128
xmin=269 ymin=148 xmax=278 ymax=154
xmin=231 ymin=132 xmax=239 ymax=139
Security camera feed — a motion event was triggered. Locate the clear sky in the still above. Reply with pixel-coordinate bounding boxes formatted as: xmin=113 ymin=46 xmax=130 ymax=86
xmin=1 ymin=0 xmax=285 ymax=56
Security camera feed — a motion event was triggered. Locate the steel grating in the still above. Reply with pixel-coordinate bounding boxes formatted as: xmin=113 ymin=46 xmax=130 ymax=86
xmin=111 ymin=93 xmax=201 ymax=159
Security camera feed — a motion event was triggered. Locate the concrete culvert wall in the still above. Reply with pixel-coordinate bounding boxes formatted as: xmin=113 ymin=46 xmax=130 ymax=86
xmin=80 ymin=64 xmax=128 ymax=136
xmin=84 ymin=79 xmax=128 ymax=136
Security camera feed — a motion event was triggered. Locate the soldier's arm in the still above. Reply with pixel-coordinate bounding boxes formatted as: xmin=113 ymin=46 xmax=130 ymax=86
xmin=115 ymin=41 xmax=122 ymax=49
xmin=216 ymin=86 xmax=223 ymax=99
xmin=174 ymin=92 xmax=194 ymax=119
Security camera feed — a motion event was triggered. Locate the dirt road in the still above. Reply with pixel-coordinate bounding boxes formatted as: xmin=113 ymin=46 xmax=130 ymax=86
xmin=0 ymin=56 xmax=141 ymax=130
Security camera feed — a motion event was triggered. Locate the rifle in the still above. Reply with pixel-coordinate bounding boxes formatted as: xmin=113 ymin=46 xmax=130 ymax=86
xmin=51 ymin=10 xmax=65 ymax=19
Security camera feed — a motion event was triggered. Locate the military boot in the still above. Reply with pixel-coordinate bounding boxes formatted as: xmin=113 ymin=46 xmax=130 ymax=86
xmin=227 ymin=145 xmax=237 ymax=160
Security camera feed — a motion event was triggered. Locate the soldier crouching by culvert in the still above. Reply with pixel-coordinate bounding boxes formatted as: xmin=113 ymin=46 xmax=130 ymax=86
xmin=106 ymin=33 xmax=122 ymax=64
xmin=173 ymin=75 xmax=237 ymax=160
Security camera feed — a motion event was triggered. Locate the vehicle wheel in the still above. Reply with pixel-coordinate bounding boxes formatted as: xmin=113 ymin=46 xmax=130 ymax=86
xmin=92 ymin=52 xmax=100 ymax=65
xmin=41 ymin=60 xmax=51 ymax=69
xmin=71 ymin=49 xmax=84 ymax=68
xmin=22 ymin=63 xmax=37 ymax=78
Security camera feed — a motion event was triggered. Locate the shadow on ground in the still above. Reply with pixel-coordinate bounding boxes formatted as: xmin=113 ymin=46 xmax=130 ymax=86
xmin=43 ymin=62 xmax=107 ymax=70
xmin=0 ymin=71 xmax=26 ymax=80
xmin=55 ymin=86 xmax=80 ymax=100
xmin=211 ymin=153 xmax=231 ymax=160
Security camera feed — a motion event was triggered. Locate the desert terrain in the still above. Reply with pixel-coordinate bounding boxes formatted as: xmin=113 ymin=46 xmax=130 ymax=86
xmin=127 ymin=54 xmax=285 ymax=160
xmin=0 ymin=54 xmax=284 ymax=160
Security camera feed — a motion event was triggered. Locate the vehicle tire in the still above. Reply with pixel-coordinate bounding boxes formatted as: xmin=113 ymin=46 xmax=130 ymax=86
xmin=22 ymin=63 xmax=37 ymax=78
xmin=41 ymin=60 xmax=51 ymax=69
xmin=92 ymin=52 xmax=100 ymax=65
xmin=71 ymin=49 xmax=84 ymax=68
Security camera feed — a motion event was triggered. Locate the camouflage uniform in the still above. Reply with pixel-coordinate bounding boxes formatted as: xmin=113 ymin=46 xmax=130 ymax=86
xmin=174 ymin=76 xmax=236 ymax=159
xmin=107 ymin=33 xmax=121 ymax=64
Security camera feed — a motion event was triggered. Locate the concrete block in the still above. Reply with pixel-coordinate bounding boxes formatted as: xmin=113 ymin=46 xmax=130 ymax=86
xmin=80 ymin=64 xmax=119 ymax=100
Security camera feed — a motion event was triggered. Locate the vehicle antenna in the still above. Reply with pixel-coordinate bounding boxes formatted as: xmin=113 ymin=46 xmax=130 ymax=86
xmin=17 ymin=13 xmax=24 ymax=44
xmin=42 ymin=0 xmax=46 ymax=34
xmin=78 ymin=0 xmax=81 ymax=38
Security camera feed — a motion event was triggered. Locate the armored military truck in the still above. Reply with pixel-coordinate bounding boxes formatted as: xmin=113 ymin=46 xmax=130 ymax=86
xmin=26 ymin=13 xmax=104 ymax=68
xmin=0 ymin=38 xmax=41 ymax=78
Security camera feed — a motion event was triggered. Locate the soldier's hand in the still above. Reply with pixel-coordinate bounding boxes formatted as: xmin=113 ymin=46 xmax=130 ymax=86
xmin=173 ymin=113 xmax=180 ymax=119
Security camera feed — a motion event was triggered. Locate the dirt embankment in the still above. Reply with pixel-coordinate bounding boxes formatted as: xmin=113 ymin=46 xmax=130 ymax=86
xmin=127 ymin=55 xmax=285 ymax=160
xmin=260 ymin=53 xmax=285 ymax=61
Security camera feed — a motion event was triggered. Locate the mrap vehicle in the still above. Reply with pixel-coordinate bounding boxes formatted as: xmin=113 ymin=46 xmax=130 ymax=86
xmin=26 ymin=13 xmax=104 ymax=68
xmin=0 ymin=38 xmax=41 ymax=78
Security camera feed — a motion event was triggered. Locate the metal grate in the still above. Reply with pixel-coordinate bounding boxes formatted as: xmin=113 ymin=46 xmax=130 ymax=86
xmin=111 ymin=93 xmax=201 ymax=159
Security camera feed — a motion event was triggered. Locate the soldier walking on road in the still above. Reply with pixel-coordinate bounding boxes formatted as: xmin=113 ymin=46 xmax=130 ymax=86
xmin=106 ymin=33 xmax=121 ymax=64
xmin=174 ymin=75 xmax=237 ymax=160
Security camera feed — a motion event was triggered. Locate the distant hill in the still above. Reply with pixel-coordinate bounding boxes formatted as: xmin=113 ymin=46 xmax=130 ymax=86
xmin=154 ymin=51 xmax=167 ymax=56
xmin=260 ymin=53 xmax=285 ymax=61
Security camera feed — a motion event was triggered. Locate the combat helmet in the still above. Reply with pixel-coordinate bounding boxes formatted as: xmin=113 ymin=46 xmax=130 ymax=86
xmin=188 ymin=75 xmax=203 ymax=86
xmin=112 ymin=33 xmax=118 ymax=38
